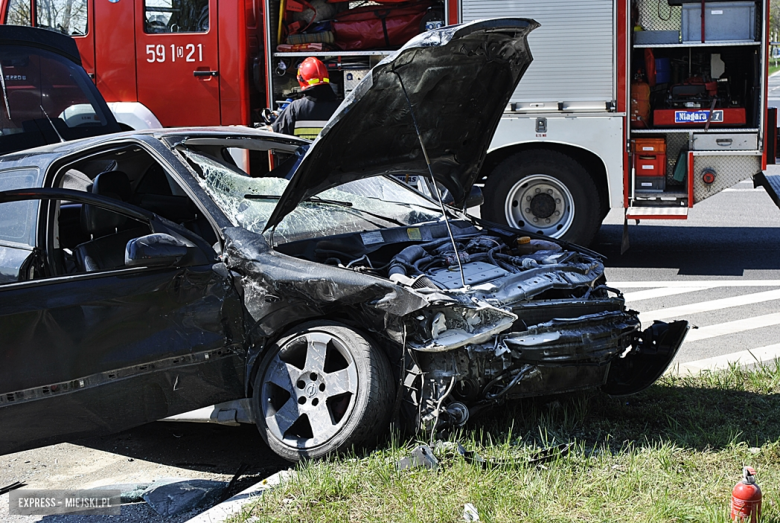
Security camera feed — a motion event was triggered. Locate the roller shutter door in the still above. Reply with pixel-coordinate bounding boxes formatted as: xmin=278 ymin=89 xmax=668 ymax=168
xmin=461 ymin=0 xmax=615 ymax=105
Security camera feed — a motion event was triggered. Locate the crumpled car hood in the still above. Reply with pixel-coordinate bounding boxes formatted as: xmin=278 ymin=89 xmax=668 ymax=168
xmin=265 ymin=18 xmax=538 ymax=231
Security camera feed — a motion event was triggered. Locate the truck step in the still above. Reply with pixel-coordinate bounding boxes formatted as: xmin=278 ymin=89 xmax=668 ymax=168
xmin=626 ymin=207 xmax=688 ymax=220
xmin=754 ymin=171 xmax=780 ymax=210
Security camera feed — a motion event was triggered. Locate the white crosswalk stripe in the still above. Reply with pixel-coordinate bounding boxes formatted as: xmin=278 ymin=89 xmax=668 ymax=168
xmin=674 ymin=344 xmax=780 ymax=375
xmin=617 ymin=281 xmax=780 ymax=373
xmin=684 ymin=312 xmax=780 ymax=342
xmin=639 ymin=289 xmax=780 ymax=323
xmin=612 ymin=280 xmax=780 ymax=288
xmin=621 ymin=287 xmax=707 ymax=302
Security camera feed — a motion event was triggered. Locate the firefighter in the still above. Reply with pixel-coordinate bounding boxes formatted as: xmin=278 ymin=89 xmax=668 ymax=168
xmin=271 ymin=57 xmax=340 ymax=139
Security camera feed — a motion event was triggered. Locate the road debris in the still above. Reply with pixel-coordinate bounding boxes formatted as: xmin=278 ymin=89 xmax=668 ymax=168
xmin=463 ymin=503 xmax=480 ymax=521
xmin=142 ymin=479 xmax=228 ymax=517
xmin=220 ymin=463 xmax=251 ymax=503
xmin=396 ymin=445 xmax=439 ymax=471
xmin=447 ymin=441 xmax=573 ymax=469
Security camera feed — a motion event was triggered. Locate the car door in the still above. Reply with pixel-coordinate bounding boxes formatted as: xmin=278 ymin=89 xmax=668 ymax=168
xmin=0 ymin=189 xmax=246 ymax=456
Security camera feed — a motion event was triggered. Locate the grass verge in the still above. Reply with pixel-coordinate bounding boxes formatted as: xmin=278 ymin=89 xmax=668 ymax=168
xmin=234 ymin=362 xmax=780 ymax=522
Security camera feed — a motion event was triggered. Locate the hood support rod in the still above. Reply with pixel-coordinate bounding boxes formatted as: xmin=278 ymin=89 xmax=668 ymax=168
xmin=394 ymin=70 xmax=466 ymax=290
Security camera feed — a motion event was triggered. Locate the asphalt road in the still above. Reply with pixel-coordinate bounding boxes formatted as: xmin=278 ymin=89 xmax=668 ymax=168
xmin=4 ymin=166 xmax=780 ymax=521
xmin=769 ymin=69 xmax=780 ymax=111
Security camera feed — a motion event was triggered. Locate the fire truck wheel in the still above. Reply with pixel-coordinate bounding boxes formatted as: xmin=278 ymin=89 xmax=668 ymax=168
xmin=482 ymin=150 xmax=602 ymax=246
xmin=252 ymin=321 xmax=394 ymax=462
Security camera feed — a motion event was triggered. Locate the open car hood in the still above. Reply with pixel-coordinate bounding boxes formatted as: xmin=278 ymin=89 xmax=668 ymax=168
xmin=265 ymin=18 xmax=538 ymax=231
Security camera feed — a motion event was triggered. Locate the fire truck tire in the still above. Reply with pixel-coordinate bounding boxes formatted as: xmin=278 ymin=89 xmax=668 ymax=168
xmin=482 ymin=150 xmax=602 ymax=246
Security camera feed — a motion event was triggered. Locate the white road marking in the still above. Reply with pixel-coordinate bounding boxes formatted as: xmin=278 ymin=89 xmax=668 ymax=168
xmin=672 ymin=343 xmax=780 ymax=374
xmin=610 ymin=280 xmax=780 ymax=288
xmin=614 ymin=279 xmax=780 ymax=373
xmin=622 ymin=287 xmax=708 ymax=302
xmin=640 ymin=289 xmax=780 ymax=323
xmin=684 ymin=312 xmax=780 ymax=342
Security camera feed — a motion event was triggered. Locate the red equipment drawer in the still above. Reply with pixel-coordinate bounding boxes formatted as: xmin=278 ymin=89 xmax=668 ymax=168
xmin=636 ymin=154 xmax=666 ymax=176
xmin=632 ymin=138 xmax=667 ymax=155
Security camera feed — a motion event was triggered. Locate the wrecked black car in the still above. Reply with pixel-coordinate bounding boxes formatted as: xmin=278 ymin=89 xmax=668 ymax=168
xmin=0 ymin=19 xmax=687 ymax=462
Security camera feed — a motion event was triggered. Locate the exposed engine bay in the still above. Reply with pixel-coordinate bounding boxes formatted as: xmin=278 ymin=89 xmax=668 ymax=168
xmin=276 ymin=220 xmax=687 ymax=433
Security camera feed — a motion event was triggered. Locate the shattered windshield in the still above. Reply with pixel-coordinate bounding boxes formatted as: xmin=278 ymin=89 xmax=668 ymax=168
xmin=181 ymin=147 xmax=442 ymax=244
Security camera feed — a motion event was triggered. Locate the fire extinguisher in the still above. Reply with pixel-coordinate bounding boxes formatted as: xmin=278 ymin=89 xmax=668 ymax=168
xmin=731 ymin=466 xmax=761 ymax=522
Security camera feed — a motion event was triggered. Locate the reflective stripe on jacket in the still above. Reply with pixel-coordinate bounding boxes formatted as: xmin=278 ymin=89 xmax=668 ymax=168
xmin=293 ymin=120 xmax=329 ymax=140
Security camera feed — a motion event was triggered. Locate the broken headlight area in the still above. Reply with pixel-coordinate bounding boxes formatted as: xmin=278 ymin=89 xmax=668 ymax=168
xmin=407 ymin=304 xmax=517 ymax=352
xmin=401 ymin=307 xmax=645 ymax=433
xmin=332 ymin=230 xmax=680 ymax=434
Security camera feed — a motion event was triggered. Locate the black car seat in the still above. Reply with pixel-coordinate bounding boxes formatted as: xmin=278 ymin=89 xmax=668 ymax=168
xmin=73 ymin=171 xmax=147 ymax=272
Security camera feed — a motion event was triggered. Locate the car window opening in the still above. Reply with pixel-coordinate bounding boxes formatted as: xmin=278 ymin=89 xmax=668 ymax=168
xmin=39 ymin=144 xmax=218 ymax=278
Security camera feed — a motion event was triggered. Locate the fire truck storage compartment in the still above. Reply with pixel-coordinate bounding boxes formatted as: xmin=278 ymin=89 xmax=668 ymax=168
xmin=631 ymin=0 xmax=763 ymax=134
xmin=461 ymin=0 xmax=615 ymax=109
xmin=632 ymin=47 xmax=761 ymax=129
xmin=267 ymin=0 xmax=444 ymax=110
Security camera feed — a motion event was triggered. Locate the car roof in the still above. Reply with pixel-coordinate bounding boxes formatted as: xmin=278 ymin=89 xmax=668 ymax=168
xmin=0 ymin=126 xmax=304 ymax=157
xmin=0 ymin=126 xmax=310 ymax=186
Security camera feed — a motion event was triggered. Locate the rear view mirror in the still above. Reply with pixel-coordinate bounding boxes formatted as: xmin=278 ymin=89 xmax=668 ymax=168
xmin=463 ymin=186 xmax=484 ymax=209
xmin=125 ymin=233 xmax=187 ymax=268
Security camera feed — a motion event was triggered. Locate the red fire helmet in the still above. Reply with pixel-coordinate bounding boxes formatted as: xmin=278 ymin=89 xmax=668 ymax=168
xmin=297 ymin=57 xmax=329 ymax=90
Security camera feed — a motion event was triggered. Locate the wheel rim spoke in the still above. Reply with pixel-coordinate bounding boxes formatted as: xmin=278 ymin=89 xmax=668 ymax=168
xmin=308 ymin=402 xmax=336 ymax=443
xmin=304 ymin=333 xmax=329 ymax=374
xmin=265 ymin=355 xmax=299 ymax=391
xmin=266 ymin=396 xmax=300 ymax=437
xmin=324 ymin=368 xmax=357 ymax=397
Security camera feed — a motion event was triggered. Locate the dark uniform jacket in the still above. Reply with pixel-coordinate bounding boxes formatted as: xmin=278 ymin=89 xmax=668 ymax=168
xmin=271 ymin=84 xmax=340 ymax=139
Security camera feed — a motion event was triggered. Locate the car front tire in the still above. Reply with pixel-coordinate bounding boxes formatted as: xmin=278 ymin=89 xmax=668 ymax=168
xmin=252 ymin=321 xmax=394 ymax=462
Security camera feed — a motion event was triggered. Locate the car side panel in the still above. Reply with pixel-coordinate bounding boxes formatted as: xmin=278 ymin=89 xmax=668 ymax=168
xmin=0 ymin=263 xmax=246 ymax=455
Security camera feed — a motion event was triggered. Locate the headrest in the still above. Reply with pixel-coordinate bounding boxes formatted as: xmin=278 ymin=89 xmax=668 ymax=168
xmin=81 ymin=171 xmax=131 ymax=236
xmin=92 ymin=170 xmax=131 ymax=200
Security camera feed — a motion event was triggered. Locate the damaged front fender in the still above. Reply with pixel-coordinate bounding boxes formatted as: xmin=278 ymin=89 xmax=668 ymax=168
xmin=602 ymin=320 xmax=690 ymax=396
xmin=221 ymin=227 xmax=431 ymax=339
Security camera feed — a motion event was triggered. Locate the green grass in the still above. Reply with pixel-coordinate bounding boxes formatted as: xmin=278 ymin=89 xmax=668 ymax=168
xmin=233 ymin=362 xmax=780 ymax=522
xmin=770 ymin=62 xmax=780 ymax=76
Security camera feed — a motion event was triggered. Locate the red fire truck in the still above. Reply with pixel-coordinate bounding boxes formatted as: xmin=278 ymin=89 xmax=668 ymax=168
xmin=1 ymin=0 xmax=774 ymax=245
